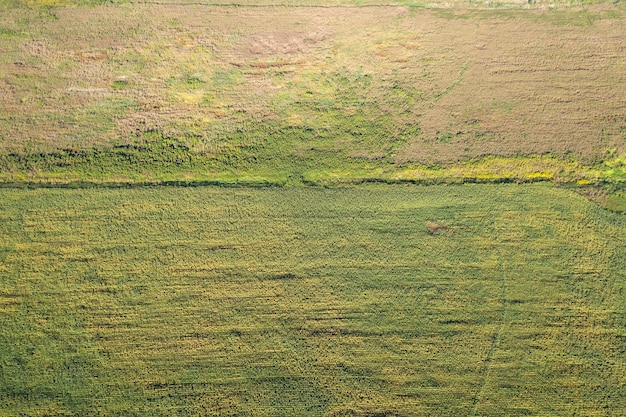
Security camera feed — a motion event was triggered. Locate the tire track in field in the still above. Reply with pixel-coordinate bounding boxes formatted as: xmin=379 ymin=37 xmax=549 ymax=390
xmin=469 ymin=258 xmax=508 ymax=417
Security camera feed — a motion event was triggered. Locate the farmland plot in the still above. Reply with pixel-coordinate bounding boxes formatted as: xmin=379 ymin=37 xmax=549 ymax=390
xmin=0 ymin=184 xmax=624 ymax=415
xmin=0 ymin=3 xmax=624 ymax=186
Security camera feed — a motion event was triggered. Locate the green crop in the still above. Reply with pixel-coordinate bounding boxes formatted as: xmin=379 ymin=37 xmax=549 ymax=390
xmin=1 ymin=184 xmax=624 ymax=415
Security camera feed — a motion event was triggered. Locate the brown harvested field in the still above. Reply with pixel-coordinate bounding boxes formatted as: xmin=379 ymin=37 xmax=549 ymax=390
xmin=396 ymin=7 xmax=626 ymax=164
xmin=0 ymin=3 xmax=624 ymax=164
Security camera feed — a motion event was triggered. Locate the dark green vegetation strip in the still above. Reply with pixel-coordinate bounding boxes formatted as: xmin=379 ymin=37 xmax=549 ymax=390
xmin=1 ymin=185 xmax=624 ymax=415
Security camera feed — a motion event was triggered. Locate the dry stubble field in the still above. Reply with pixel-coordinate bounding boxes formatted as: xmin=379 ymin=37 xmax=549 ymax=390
xmin=0 ymin=1 xmax=624 ymax=187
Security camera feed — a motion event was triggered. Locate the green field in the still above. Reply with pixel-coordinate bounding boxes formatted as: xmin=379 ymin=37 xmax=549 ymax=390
xmin=1 ymin=184 xmax=624 ymax=415
xmin=1 ymin=0 xmax=625 ymax=414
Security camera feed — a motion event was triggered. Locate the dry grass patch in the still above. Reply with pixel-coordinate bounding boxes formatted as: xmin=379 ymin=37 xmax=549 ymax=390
xmin=0 ymin=3 xmax=624 ymax=187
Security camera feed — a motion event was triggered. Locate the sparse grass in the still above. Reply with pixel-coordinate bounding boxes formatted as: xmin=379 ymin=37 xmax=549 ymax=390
xmin=0 ymin=184 xmax=624 ymax=415
xmin=0 ymin=2 xmax=624 ymax=192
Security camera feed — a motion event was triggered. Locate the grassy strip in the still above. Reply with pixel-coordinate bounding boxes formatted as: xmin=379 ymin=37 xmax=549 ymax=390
xmin=1 ymin=139 xmax=624 ymax=213
xmin=0 ymin=142 xmax=623 ymax=186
